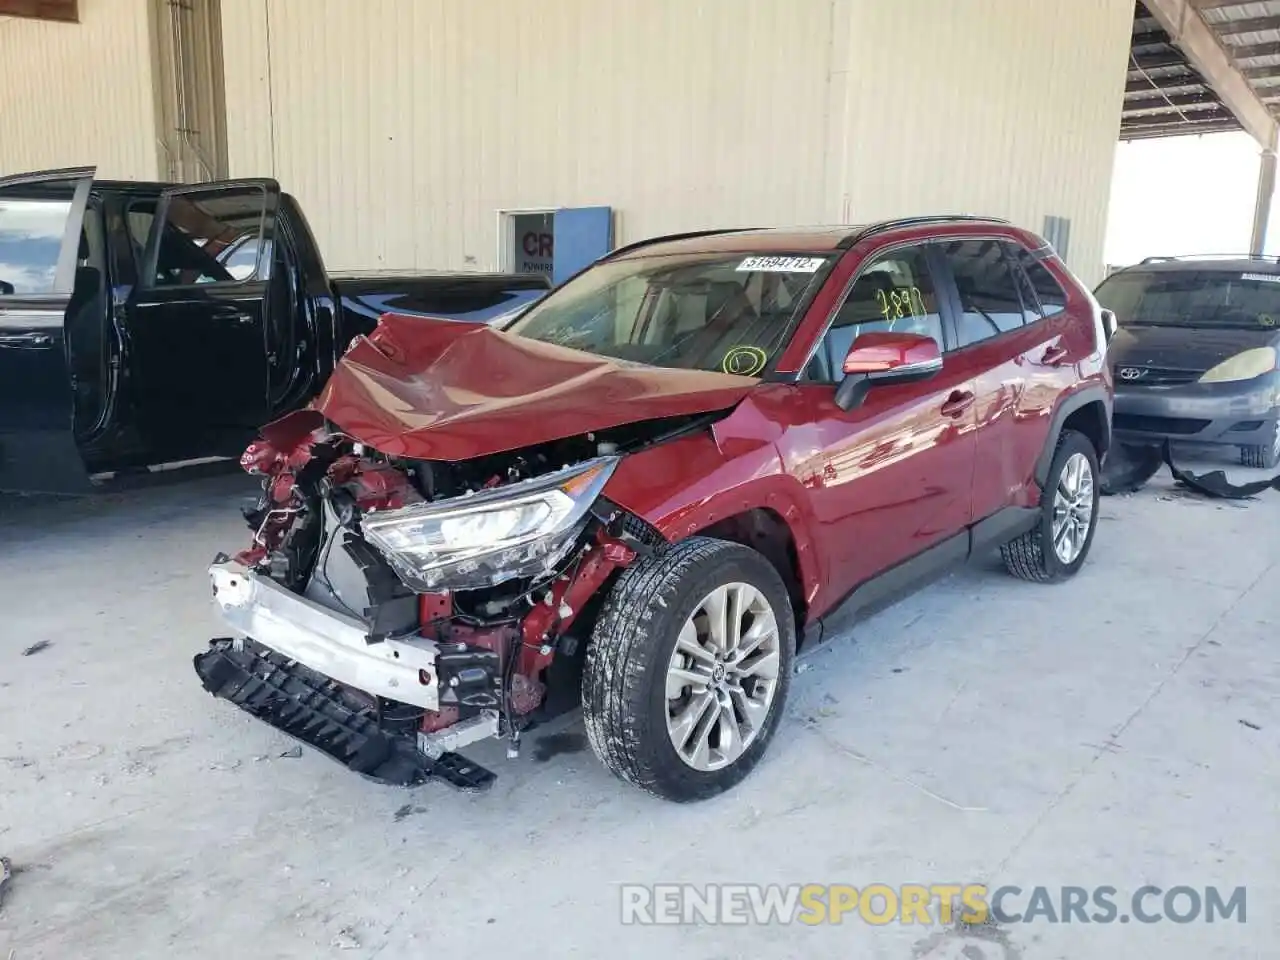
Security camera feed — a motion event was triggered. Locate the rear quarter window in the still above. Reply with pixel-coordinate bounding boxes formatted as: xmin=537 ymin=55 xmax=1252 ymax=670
xmin=1014 ymin=245 xmax=1068 ymax=318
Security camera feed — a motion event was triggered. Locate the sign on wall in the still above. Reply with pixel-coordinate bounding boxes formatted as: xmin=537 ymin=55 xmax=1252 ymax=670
xmin=510 ymin=211 xmax=554 ymax=276
xmin=518 ymin=225 xmax=554 ymax=275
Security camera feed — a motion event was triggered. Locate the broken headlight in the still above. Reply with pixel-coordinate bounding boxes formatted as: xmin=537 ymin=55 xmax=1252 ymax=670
xmin=1198 ymin=347 xmax=1277 ymax=384
xmin=360 ymin=457 xmax=618 ymax=591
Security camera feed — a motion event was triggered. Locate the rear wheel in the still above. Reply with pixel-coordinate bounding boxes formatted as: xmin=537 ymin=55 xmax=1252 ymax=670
xmin=1002 ymin=430 xmax=1100 ymax=583
xmin=582 ymin=537 xmax=795 ymax=802
xmin=1239 ymin=421 xmax=1280 ymax=470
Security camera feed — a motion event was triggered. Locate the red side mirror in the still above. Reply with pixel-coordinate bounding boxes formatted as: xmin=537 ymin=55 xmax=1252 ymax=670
xmin=842 ymin=331 xmax=942 ymax=377
xmin=835 ymin=332 xmax=942 ymax=412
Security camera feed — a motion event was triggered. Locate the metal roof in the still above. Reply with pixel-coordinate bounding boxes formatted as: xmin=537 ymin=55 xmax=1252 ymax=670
xmin=1123 ymin=0 xmax=1280 ymax=139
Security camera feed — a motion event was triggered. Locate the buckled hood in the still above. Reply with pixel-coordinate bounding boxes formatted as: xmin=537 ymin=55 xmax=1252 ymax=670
xmin=312 ymin=314 xmax=758 ymax=460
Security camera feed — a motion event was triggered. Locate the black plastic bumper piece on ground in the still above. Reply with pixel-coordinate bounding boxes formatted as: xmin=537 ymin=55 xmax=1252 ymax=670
xmin=193 ymin=638 xmax=495 ymax=791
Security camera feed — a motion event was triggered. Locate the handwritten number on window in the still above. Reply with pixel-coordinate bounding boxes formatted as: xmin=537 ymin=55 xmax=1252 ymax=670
xmin=874 ymin=286 xmax=927 ymax=327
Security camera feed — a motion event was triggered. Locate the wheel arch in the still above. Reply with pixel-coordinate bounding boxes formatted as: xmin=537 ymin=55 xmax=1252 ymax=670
xmin=694 ymin=507 xmax=809 ymax=627
xmin=1034 ymin=385 xmax=1112 ymax=488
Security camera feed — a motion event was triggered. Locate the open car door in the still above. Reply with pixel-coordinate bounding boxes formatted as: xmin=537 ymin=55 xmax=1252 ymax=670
xmin=129 ymin=179 xmax=282 ymax=463
xmin=0 ymin=167 xmax=95 ymax=493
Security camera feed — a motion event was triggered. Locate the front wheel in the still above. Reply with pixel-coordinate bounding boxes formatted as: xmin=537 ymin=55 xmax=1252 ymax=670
xmin=1001 ymin=430 xmax=1100 ymax=583
xmin=1240 ymin=421 xmax=1280 ymax=470
xmin=582 ymin=537 xmax=796 ymax=802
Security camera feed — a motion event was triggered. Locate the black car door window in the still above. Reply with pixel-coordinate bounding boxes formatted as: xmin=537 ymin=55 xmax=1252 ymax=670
xmin=0 ymin=180 xmax=82 ymax=296
xmin=145 ymin=186 xmax=272 ymax=288
xmin=941 ymin=239 xmax=1027 ymax=347
xmin=805 ymin=245 xmax=944 ymax=381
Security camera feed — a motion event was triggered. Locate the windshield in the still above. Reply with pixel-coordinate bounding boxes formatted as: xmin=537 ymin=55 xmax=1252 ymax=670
xmin=1096 ymin=269 xmax=1280 ymax=330
xmin=505 ymin=252 xmax=831 ymax=375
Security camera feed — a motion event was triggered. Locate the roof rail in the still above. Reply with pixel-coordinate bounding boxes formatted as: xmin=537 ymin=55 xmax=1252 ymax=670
xmin=1139 ymin=253 xmax=1280 ymax=264
xmin=837 ymin=214 xmax=1012 ymax=249
xmin=602 ymin=227 xmax=762 ymax=260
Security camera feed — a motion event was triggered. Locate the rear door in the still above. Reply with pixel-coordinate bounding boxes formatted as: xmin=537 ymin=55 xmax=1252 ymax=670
xmin=933 ymin=238 xmax=1073 ymax=522
xmin=129 ymin=179 xmax=280 ymax=461
xmin=0 ymin=167 xmax=95 ymax=493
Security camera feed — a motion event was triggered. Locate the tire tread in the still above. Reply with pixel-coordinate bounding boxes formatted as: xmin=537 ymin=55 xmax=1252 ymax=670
xmin=1001 ymin=429 xmax=1098 ymax=584
xmin=582 ymin=536 xmax=791 ymax=801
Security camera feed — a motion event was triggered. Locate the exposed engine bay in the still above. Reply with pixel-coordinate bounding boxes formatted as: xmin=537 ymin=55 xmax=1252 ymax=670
xmin=193 ymin=410 xmax=699 ymax=789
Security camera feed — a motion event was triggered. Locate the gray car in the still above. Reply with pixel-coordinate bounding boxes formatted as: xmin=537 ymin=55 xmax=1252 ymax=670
xmin=1095 ymin=256 xmax=1280 ymax=469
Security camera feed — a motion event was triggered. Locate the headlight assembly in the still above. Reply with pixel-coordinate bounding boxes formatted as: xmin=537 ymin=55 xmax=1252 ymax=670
xmin=360 ymin=457 xmax=618 ymax=591
xmin=1198 ymin=346 xmax=1278 ymax=384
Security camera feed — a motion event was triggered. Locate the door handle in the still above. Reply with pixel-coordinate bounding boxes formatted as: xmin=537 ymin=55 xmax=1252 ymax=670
xmin=941 ymin=390 xmax=975 ymax=418
xmin=208 ymin=306 xmax=255 ymax=325
xmin=1040 ymin=344 xmax=1069 ymax=366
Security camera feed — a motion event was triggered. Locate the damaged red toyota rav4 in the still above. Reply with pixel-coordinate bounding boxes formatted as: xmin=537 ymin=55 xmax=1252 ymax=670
xmin=196 ymin=217 xmax=1114 ymax=802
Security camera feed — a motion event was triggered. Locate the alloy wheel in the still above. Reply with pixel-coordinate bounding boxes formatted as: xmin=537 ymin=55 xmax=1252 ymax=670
xmin=1052 ymin=451 xmax=1095 ymax=564
xmin=664 ymin=582 xmax=781 ymax=772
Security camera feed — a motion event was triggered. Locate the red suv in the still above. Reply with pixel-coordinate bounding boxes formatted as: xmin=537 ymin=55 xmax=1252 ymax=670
xmin=195 ymin=216 xmax=1113 ymax=802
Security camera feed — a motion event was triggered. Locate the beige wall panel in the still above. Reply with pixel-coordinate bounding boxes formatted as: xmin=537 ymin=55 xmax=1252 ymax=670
xmin=220 ymin=0 xmax=1131 ymax=283
xmin=837 ymin=0 xmax=1133 ymax=284
xmin=220 ymin=0 xmax=835 ymax=271
xmin=0 ymin=0 xmax=159 ymax=179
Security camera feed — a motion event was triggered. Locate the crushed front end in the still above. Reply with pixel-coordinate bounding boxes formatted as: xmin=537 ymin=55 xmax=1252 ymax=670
xmin=195 ymin=412 xmax=659 ymax=790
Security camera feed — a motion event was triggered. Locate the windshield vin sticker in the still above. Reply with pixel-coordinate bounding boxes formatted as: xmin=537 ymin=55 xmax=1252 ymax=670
xmin=736 ymin=256 xmax=825 ymax=273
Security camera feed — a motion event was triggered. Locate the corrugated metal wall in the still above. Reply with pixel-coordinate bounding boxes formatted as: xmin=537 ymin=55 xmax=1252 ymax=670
xmin=219 ymin=0 xmax=836 ymax=273
xmin=220 ymin=0 xmax=1130 ymax=284
xmin=835 ymin=0 xmax=1133 ymax=285
xmin=0 ymin=1 xmax=1129 ymax=283
xmin=0 ymin=0 xmax=159 ymax=179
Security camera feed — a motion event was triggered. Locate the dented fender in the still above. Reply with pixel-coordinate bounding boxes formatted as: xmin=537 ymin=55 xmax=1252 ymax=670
xmin=603 ymin=426 xmax=825 ymax=617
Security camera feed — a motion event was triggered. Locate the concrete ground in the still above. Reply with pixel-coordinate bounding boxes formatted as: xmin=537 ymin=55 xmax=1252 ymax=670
xmin=1 ymin=456 xmax=1277 ymax=959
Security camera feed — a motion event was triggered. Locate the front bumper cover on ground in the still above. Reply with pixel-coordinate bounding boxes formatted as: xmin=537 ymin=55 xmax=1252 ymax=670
xmin=1101 ymin=440 xmax=1280 ymax=500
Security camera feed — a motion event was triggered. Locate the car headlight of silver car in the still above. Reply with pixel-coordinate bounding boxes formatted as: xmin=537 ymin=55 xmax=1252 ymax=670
xmin=360 ymin=457 xmax=618 ymax=591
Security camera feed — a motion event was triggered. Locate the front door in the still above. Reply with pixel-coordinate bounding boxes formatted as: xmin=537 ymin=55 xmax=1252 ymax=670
xmin=129 ymin=179 xmax=281 ymax=462
xmin=785 ymin=243 xmax=978 ymax=609
xmin=0 ymin=167 xmax=96 ymax=493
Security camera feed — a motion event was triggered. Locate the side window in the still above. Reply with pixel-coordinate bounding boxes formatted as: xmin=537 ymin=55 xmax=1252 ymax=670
xmin=1002 ymin=242 xmax=1042 ymax=326
xmin=942 ymin=239 xmax=1026 ymax=347
xmin=146 ymin=187 xmax=270 ymax=288
xmin=0 ymin=181 xmax=78 ymax=295
xmin=806 ymin=246 xmax=943 ymax=382
xmin=1014 ymin=245 xmax=1068 ymax=318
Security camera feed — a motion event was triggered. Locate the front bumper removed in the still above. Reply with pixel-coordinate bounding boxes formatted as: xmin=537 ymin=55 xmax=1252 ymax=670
xmin=198 ymin=559 xmax=499 ymax=790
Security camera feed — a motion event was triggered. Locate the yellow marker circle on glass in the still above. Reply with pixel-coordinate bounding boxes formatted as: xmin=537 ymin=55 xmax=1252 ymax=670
xmin=721 ymin=346 xmax=768 ymax=376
